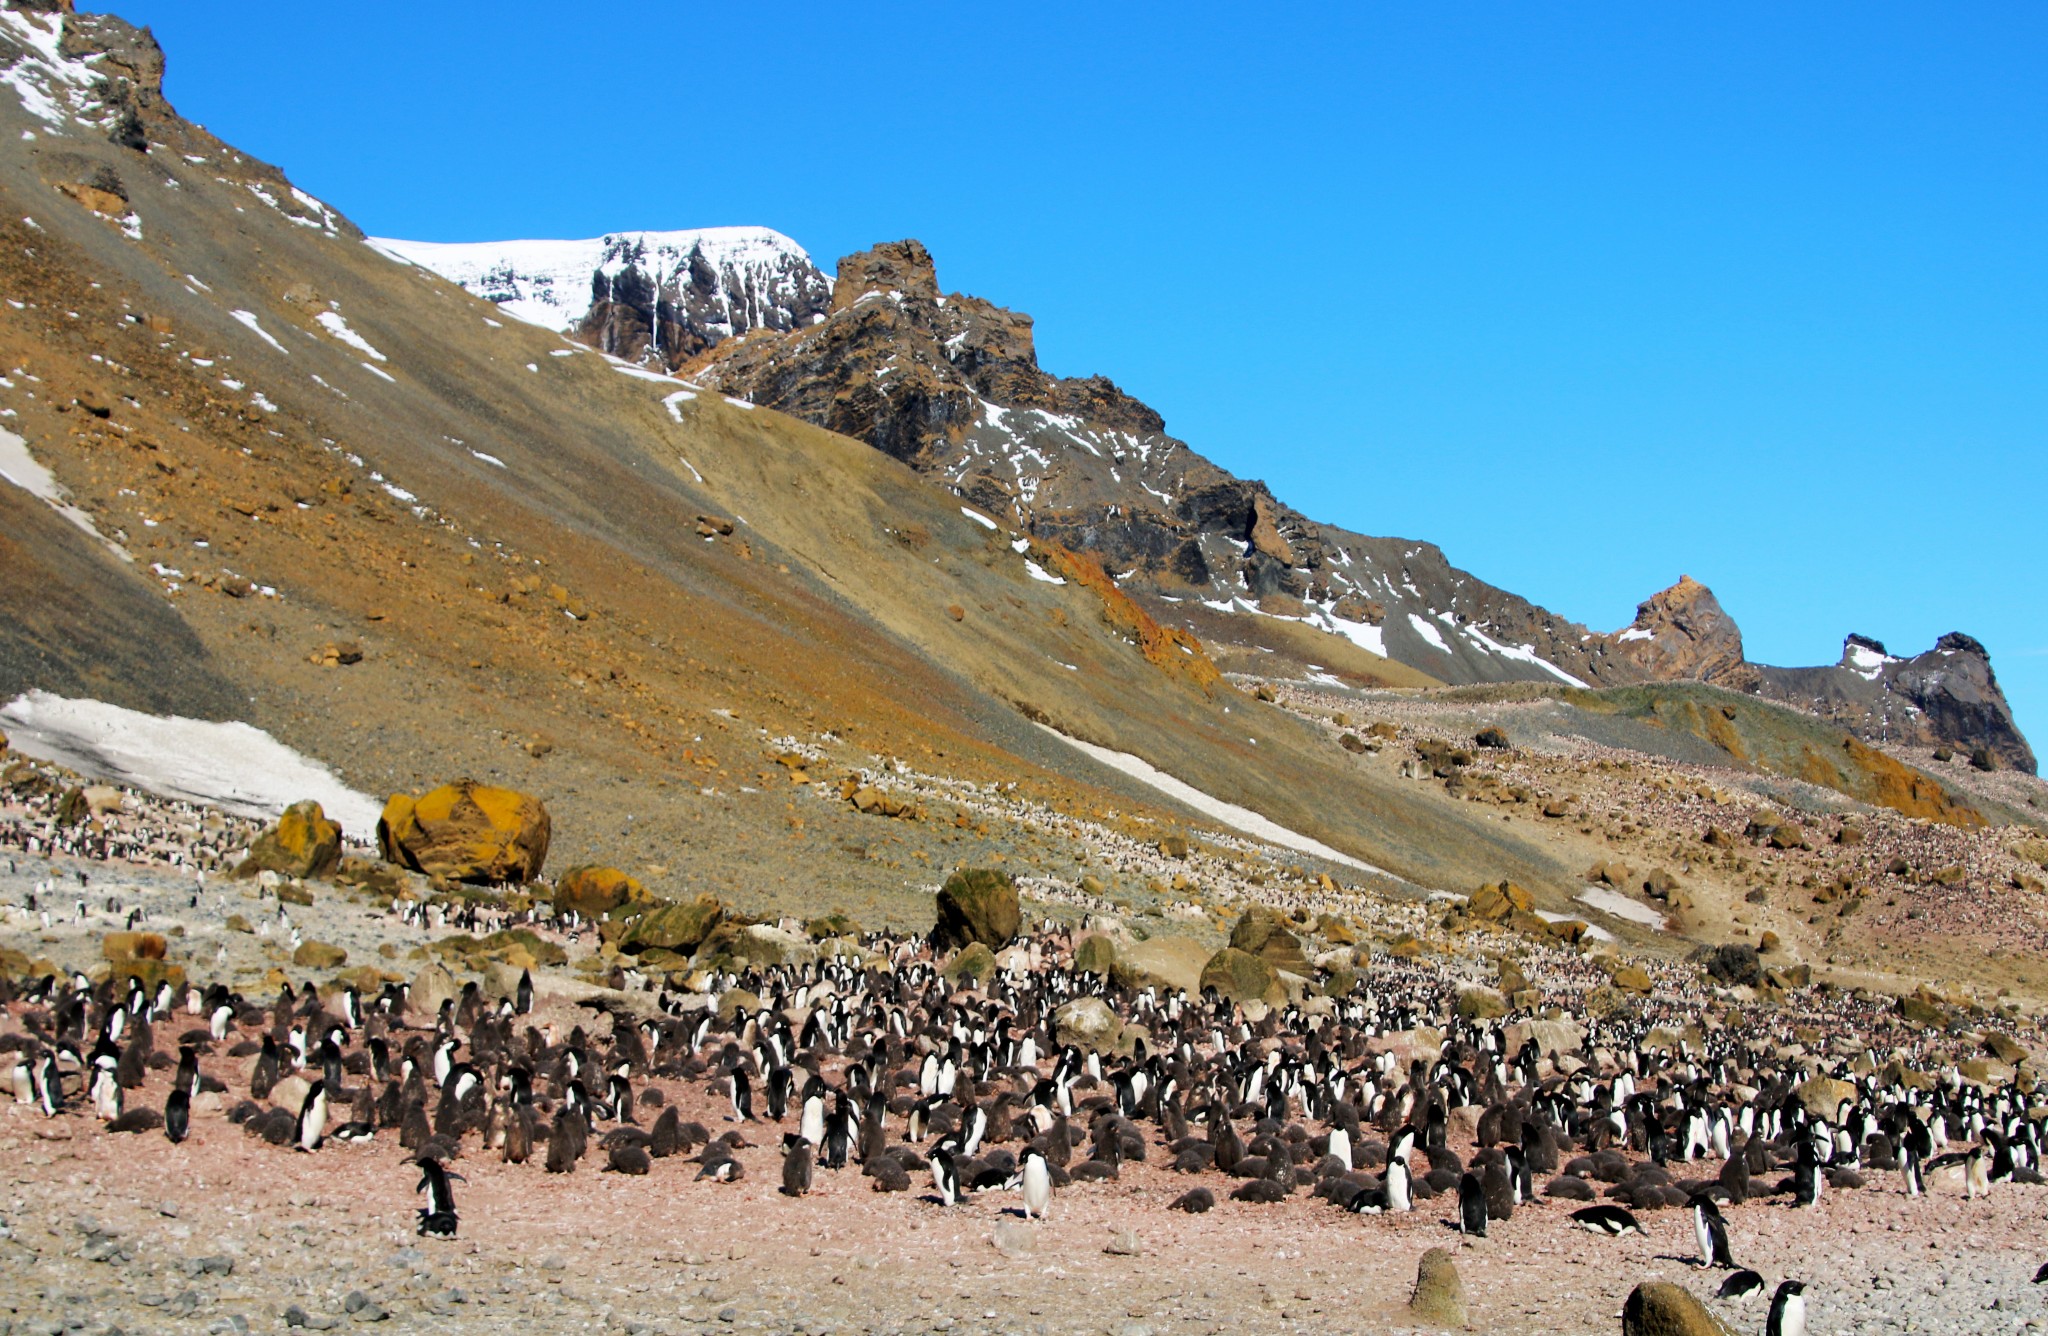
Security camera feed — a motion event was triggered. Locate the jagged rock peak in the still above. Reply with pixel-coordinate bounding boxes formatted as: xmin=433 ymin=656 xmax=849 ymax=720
xmin=1599 ymin=575 xmax=1759 ymax=691
xmin=832 ymin=239 xmax=940 ymax=310
xmin=372 ymin=227 xmax=831 ymax=367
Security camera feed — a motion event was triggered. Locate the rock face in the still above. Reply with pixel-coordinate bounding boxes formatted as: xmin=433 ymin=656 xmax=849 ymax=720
xmin=619 ymin=894 xmax=725 ymax=956
xmin=1228 ymin=905 xmax=1312 ymax=976
xmin=932 ymin=867 xmax=1021 ymax=950
xmin=1588 ymin=577 xmax=1760 ymax=692
xmin=1115 ymin=936 xmax=1211 ymax=995
xmin=1756 ymin=633 xmax=2036 ymax=775
xmin=234 ymin=800 xmax=343 ymax=880
xmin=1199 ymin=947 xmax=1283 ymax=1006
xmin=1052 ymin=996 xmax=1123 ymax=1053
xmin=377 ymin=780 xmax=551 ymax=884
xmin=552 ymin=865 xmax=648 ymax=920
xmin=1621 ymin=1281 xmax=1733 ymax=1336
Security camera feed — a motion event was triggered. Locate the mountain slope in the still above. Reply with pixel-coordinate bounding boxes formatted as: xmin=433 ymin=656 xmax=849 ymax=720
xmin=0 ymin=0 xmax=1588 ymax=909
xmin=405 ymin=232 xmax=2035 ymax=774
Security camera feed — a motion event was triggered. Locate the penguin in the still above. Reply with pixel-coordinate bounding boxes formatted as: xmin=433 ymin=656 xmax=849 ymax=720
xmin=2032 ymin=1262 xmax=2048 ymax=1284
xmin=730 ymin=1068 xmax=756 ymax=1123
xmin=1765 ymin=1280 xmax=1807 ymax=1336
xmin=781 ymin=1134 xmax=814 ymax=1197
xmin=1717 ymin=1269 xmax=1766 ymax=1301
xmin=1170 ymin=1186 xmax=1215 ymax=1213
xmin=515 ymin=969 xmax=534 ymax=1016
xmin=295 ymin=1079 xmax=330 ymax=1152
xmin=1456 ymin=1172 xmax=1487 ymax=1238
xmin=1693 ymin=1196 xmax=1734 ymax=1268
xmin=1792 ymin=1140 xmax=1823 ymax=1207
xmin=1020 ymin=1147 xmax=1052 ymax=1220
xmin=1385 ymin=1154 xmax=1413 ymax=1212
xmin=1569 ymin=1205 xmax=1644 ymax=1236
xmin=414 ymin=1157 xmax=462 ymax=1238
xmin=164 ymin=1086 xmax=191 ymax=1145
xmin=930 ymin=1147 xmax=960 ymax=1206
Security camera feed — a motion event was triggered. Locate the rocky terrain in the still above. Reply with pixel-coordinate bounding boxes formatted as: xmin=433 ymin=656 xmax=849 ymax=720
xmin=1 ymin=1 xmax=2046 ymax=1331
xmin=406 ymin=238 xmax=2036 ymax=775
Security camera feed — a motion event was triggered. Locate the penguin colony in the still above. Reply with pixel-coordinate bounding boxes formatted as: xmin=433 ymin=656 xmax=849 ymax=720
xmin=3 ymin=921 xmax=2044 ymax=1329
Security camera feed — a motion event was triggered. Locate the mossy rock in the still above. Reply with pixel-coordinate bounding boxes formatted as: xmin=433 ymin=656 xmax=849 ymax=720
xmin=378 ymin=779 xmax=552 ymax=883
xmin=224 ymin=914 xmax=255 ymax=934
xmin=1621 ymin=1280 xmax=1734 ymax=1335
xmin=933 ymin=868 xmax=1020 ymax=949
xmin=235 ymin=800 xmax=343 ymax=880
xmin=553 ymin=865 xmax=650 ymax=920
xmin=275 ymin=880 xmax=314 ymax=907
xmin=292 ymin=940 xmax=347 ymax=969
xmin=1199 ymin=946 xmax=1283 ymax=1006
xmin=804 ymin=911 xmax=860 ymax=939
xmin=1074 ymin=934 xmax=1117 ymax=976
xmin=1228 ymin=905 xmax=1311 ymax=974
xmin=717 ymin=987 xmax=763 ymax=1019
xmin=102 ymin=932 xmax=168 ymax=963
xmin=0 ymin=945 xmax=37 ymax=979
xmin=621 ymin=894 xmax=726 ymax=955
xmin=1456 ymin=985 xmax=1508 ymax=1020
xmin=106 ymin=958 xmax=186 ymax=992
xmin=1897 ymin=993 xmax=1947 ymax=1028
xmin=944 ymin=942 xmax=996 ymax=984
xmin=1408 ymin=1246 xmax=1467 ymax=1327
xmin=1611 ymin=964 xmax=1654 ymax=995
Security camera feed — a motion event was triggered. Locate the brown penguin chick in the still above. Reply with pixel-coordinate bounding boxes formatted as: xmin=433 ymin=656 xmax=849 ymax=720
xmin=780 ymin=1135 xmax=814 ymax=1197
xmin=606 ymin=1143 xmax=652 ymax=1176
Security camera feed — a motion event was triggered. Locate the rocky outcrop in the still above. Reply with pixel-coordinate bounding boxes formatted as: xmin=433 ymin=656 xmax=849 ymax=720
xmin=933 ymin=867 xmax=1021 ymax=950
xmin=234 ymin=800 xmax=343 ymax=880
xmin=377 ymin=780 xmax=552 ymax=884
xmin=1586 ymin=576 xmax=1759 ymax=691
xmin=552 ymin=865 xmax=649 ymax=920
xmin=1756 ymin=633 xmax=2036 ymax=775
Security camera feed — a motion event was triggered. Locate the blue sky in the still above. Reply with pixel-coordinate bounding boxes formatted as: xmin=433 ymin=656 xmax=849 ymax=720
xmin=123 ymin=2 xmax=2047 ymax=752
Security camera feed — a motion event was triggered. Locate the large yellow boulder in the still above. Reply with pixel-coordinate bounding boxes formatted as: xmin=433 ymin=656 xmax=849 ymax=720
xmin=235 ymin=800 xmax=343 ymax=879
xmin=378 ymin=779 xmax=551 ymax=883
xmin=553 ymin=865 xmax=649 ymax=919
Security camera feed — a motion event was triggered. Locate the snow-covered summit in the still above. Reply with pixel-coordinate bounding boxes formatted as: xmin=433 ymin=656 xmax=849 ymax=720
xmin=372 ymin=227 xmax=832 ymax=363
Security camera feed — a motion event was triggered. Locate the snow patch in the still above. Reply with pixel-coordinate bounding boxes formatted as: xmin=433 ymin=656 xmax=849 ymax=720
xmin=1038 ymin=726 xmax=1388 ymax=876
xmin=1407 ymin=612 xmax=1452 ymax=654
xmin=959 ymin=506 xmax=997 ymax=531
xmin=1575 ymin=887 xmax=1669 ymax=929
xmin=314 ymin=310 xmax=386 ymax=361
xmin=1023 ymin=560 xmax=1065 ymax=585
xmin=1617 ymin=627 xmax=1655 ymax=643
xmin=229 ymin=309 xmax=288 ymax=354
xmin=0 ymin=427 xmax=125 ymax=556
xmin=0 ymin=691 xmax=384 ymax=831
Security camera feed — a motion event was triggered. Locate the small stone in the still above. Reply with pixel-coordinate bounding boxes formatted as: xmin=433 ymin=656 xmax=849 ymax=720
xmin=1103 ymin=1230 xmax=1142 ymax=1256
xmin=717 ymin=1308 xmax=738 ymax=1323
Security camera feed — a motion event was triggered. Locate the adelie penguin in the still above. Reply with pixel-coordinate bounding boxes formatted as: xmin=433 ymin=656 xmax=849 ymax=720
xmin=1020 ymin=1146 xmax=1052 ymax=1220
xmin=1718 ymin=1269 xmax=1766 ymax=1301
xmin=1568 ymin=1205 xmax=1643 ymax=1237
xmin=1691 ymin=1195 xmax=1734 ymax=1268
xmin=164 ymin=1086 xmax=190 ymax=1145
xmin=413 ymin=1157 xmax=463 ymax=1238
xmin=1456 ymin=1172 xmax=1487 ymax=1238
xmin=1765 ymin=1279 xmax=1807 ymax=1336
xmin=929 ymin=1147 xmax=960 ymax=1206
xmin=730 ymin=1068 xmax=755 ymax=1123
xmin=295 ymin=1079 xmax=329 ymax=1153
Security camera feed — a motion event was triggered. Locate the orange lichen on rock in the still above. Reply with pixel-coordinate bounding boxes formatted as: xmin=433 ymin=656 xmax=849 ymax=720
xmin=1032 ymin=540 xmax=1221 ymax=695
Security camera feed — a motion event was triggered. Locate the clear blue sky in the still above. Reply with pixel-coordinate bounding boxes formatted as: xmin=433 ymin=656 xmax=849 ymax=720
xmin=120 ymin=2 xmax=2047 ymax=753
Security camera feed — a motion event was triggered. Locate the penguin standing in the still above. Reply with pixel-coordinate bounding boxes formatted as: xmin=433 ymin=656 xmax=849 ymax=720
xmin=781 ymin=1134 xmax=814 ymax=1197
xmin=414 ymin=1157 xmax=462 ymax=1238
xmin=296 ymin=1079 xmax=330 ymax=1152
xmin=514 ymin=969 xmax=534 ymax=1016
xmin=1385 ymin=1153 xmax=1414 ymax=1212
xmin=1766 ymin=1280 xmax=1807 ymax=1336
xmin=1692 ymin=1196 xmax=1734 ymax=1268
xmin=930 ymin=1147 xmax=960 ymax=1206
xmin=1020 ymin=1147 xmax=1052 ymax=1220
xmin=165 ymin=1087 xmax=191 ymax=1144
xmin=730 ymin=1068 xmax=756 ymax=1123
xmin=1456 ymin=1172 xmax=1487 ymax=1238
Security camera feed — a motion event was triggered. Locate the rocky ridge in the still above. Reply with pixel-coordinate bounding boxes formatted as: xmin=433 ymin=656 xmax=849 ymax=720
xmin=403 ymin=230 xmax=2033 ymax=769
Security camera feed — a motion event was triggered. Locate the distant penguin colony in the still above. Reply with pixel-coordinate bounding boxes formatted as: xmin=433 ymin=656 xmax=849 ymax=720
xmin=1 ymin=901 xmax=2044 ymax=1329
